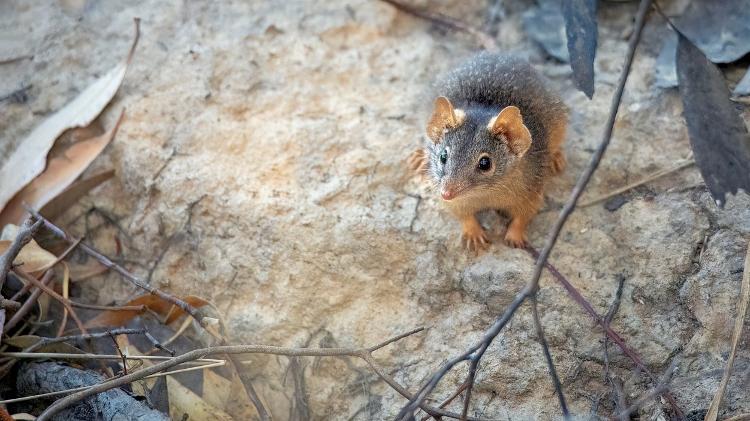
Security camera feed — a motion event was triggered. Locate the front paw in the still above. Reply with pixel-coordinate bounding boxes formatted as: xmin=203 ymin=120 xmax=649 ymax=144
xmin=503 ymin=229 xmax=528 ymax=249
xmin=462 ymin=228 xmax=490 ymax=252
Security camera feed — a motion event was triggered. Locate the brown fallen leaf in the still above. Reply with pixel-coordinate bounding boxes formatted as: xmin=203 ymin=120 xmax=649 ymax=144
xmin=0 ymin=111 xmax=124 ymax=226
xmin=85 ymin=294 xmax=211 ymax=328
xmin=0 ymin=18 xmax=139 ymax=212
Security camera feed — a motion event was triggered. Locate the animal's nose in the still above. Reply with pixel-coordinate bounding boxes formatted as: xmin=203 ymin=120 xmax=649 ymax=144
xmin=441 ymin=186 xmax=457 ymax=201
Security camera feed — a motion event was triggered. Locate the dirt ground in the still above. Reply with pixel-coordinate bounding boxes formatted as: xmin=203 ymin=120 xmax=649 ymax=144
xmin=1 ymin=0 xmax=749 ymax=419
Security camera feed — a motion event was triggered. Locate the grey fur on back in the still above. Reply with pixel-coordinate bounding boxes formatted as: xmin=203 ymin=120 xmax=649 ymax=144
xmin=435 ymin=52 xmax=566 ymax=150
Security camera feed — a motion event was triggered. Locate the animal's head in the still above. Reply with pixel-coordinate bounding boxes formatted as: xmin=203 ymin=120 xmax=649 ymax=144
xmin=425 ymin=96 xmax=532 ymax=201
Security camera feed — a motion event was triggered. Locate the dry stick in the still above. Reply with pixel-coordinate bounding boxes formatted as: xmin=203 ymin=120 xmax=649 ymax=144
xmin=22 ymin=328 xmax=145 ymax=353
xmin=378 ymin=0 xmax=499 ymax=51
xmin=615 ymin=362 xmax=677 ymax=420
xmin=1 ymin=352 xmax=223 ymax=364
xmin=603 ymin=276 xmax=626 ymax=413
xmin=36 ymin=328 xmax=485 ymax=421
xmin=578 ymin=159 xmax=695 ymax=207
xmin=530 ymin=296 xmax=568 ymax=416
xmin=4 ymin=271 xmax=54 ymax=333
xmin=0 ymin=218 xmax=42 ymax=290
xmin=1 ymin=360 xmax=225 ymax=405
xmin=69 ymin=302 xmax=146 ymax=312
xmin=397 ymin=1 xmax=657 ymax=419
xmin=13 ymin=268 xmax=88 ymax=335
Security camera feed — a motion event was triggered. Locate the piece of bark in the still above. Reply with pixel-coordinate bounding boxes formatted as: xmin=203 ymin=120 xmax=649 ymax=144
xmin=17 ymin=362 xmax=169 ymax=421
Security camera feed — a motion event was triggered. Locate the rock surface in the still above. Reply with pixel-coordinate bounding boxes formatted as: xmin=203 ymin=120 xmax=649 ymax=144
xmin=2 ymin=1 xmax=749 ymax=419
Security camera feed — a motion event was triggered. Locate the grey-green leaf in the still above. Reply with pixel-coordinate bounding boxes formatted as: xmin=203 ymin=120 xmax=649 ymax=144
xmin=676 ymin=33 xmax=750 ymax=207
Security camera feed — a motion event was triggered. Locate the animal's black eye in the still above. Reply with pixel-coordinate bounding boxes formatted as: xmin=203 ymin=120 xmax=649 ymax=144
xmin=439 ymin=149 xmax=447 ymax=164
xmin=478 ymin=156 xmax=491 ymax=172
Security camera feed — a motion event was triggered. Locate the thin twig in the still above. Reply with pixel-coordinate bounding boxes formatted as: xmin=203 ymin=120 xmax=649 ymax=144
xmin=4 ymin=271 xmax=54 ymax=333
xmin=109 ymin=330 xmax=128 ymax=375
xmin=603 ymin=275 xmax=626 ymax=413
xmin=0 ymin=218 xmax=42 ymax=289
xmin=35 ymin=328 xmax=486 ymax=421
xmin=1 ymin=352 xmax=223 ymax=363
xmin=578 ymin=159 xmax=695 ymax=207
xmin=13 ymin=268 xmax=87 ymax=335
xmin=22 ymin=328 xmax=145 ymax=353
xmin=378 ymin=0 xmax=499 ymax=51
xmin=531 ymin=296 xmax=569 ymax=417
xmin=615 ymin=361 xmax=677 ymax=420
xmin=0 ymin=360 xmax=225 ymax=405
xmin=421 ymin=381 xmax=470 ymax=421
xmin=68 ymin=302 xmax=146 ymax=312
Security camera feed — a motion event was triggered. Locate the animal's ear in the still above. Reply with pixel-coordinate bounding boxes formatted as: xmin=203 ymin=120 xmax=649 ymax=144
xmin=489 ymin=106 xmax=532 ymax=157
xmin=426 ymin=96 xmax=465 ymax=143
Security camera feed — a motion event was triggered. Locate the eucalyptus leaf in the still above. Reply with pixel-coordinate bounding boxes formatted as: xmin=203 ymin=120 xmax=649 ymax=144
xmin=676 ymin=33 xmax=750 ymax=207
xmin=562 ymin=0 xmax=598 ymax=98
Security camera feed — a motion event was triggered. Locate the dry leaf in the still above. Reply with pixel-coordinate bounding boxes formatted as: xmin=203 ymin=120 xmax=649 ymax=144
xmin=704 ymin=243 xmax=750 ymax=421
xmin=40 ymin=170 xmax=115 ymax=220
xmin=0 ymin=238 xmax=57 ymax=274
xmin=85 ymin=294 xmax=211 ymax=328
xmin=677 ymin=32 xmax=750 ymax=207
xmin=0 ymin=112 xmax=124 ymax=226
xmin=562 ymin=0 xmax=598 ymax=98
xmin=0 ymin=19 xmax=139 ymax=212
xmin=167 ymin=376 xmax=234 ymax=421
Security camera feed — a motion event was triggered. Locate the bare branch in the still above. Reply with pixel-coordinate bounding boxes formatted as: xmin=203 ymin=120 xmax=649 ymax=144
xmin=530 ymin=296 xmax=569 ymax=418
xmin=13 ymin=268 xmax=88 ymax=335
xmin=0 ymin=218 xmax=42 ymax=289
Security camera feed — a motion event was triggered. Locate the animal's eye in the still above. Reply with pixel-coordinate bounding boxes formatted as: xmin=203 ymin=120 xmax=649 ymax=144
xmin=439 ymin=149 xmax=448 ymax=164
xmin=478 ymin=156 xmax=492 ymax=172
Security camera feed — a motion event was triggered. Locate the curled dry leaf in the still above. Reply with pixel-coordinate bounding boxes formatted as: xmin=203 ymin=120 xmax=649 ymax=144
xmin=0 ymin=111 xmax=124 ymax=226
xmin=0 ymin=18 xmax=139 ymax=213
